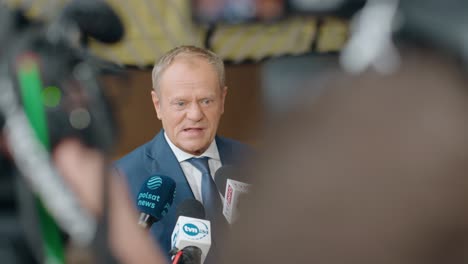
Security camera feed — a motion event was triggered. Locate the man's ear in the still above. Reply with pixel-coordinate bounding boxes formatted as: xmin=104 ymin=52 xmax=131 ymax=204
xmin=220 ymin=86 xmax=228 ymax=114
xmin=151 ymin=90 xmax=162 ymax=120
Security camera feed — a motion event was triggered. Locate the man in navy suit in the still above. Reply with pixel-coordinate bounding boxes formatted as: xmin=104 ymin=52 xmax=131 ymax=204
xmin=116 ymin=45 xmax=251 ymax=261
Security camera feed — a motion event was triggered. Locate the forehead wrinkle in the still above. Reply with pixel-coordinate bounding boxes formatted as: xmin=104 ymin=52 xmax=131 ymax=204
xmin=172 ymin=79 xmax=206 ymax=87
xmin=168 ymin=89 xmax=217 ymax=101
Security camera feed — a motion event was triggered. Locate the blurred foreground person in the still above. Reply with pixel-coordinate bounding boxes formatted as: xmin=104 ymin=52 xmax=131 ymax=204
xmin=225 ymin=46 xmax=468 ymax=264
xmin=0 ymin=137 xmax=167 ymax=263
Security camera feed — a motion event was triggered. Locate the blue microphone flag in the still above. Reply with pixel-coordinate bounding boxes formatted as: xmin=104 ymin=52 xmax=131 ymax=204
xmin=136 ymin=175 xmax=176 ymax=221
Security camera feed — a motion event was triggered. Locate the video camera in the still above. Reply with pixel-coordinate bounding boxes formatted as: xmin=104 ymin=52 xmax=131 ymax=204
xmin=0 ymin=0 xmax=124 ymax=263
xmin=0 ymin=0 xmax=123 ymax=152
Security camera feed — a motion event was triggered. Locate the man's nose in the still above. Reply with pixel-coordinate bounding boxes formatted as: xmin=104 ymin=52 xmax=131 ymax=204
xmin=186 ymin=102 xmax=204 ymax=121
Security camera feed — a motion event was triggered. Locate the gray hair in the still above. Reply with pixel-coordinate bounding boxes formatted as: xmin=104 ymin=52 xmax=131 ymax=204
xmin=151 ymin=45 xmax=225 ymax=94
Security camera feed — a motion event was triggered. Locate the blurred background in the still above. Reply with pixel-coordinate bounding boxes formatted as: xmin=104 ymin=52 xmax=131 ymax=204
xmin=2 ymin=0 xmax=357 ymax=157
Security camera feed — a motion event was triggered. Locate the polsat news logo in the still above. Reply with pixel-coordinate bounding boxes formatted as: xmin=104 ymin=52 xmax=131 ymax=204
xmin=226 ymin=185 xmax=233 ymax=206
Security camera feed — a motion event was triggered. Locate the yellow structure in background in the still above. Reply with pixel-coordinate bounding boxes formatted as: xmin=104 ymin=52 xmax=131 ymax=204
xmin=4 ymin=0 xmax=349 ymax=66
xmin=317 ymin=17 xmax=349 ymax=53
xmin=211 ymin=17 xmax=318 ymax=63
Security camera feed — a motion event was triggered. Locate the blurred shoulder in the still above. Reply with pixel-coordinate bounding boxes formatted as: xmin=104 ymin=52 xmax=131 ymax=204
xmin=217 ymin=136 xmax=253 ymax=152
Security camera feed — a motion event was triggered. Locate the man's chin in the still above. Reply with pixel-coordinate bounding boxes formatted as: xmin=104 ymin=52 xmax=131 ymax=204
xmin=179 ymin=143 xmax=209 ymax=156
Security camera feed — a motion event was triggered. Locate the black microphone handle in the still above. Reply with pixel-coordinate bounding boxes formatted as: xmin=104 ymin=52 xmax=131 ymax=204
xmin=180 ymin=246 xmax=202 ymax=264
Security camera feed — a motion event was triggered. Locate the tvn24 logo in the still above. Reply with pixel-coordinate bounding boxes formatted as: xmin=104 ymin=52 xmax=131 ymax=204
xmin=182 ymin=221 xmax=209 ymax=240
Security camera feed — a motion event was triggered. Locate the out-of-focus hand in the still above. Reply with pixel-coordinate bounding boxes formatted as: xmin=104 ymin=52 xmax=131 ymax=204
xmin=54 ymin=140 xmax=104 ymax=216
xmin=54 ymin=140 xmax=167 ymax=264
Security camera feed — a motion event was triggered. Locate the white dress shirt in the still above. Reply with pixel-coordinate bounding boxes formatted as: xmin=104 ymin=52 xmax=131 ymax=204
xmin=164 ymin=132 xmax=222 ymax=203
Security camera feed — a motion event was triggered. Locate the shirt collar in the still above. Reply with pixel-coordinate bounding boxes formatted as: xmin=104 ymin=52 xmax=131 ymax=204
xmin=164 ymin=132 xmax=220 ymax=162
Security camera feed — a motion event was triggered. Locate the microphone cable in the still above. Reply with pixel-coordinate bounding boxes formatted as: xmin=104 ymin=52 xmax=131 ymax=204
xmin=172 ymin=250 xmax=184 ymax=264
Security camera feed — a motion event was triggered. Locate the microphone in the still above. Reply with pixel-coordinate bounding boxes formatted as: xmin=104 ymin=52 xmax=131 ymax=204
xmin=61 ymin=0 xmax=124 ymax=44
xmin=171 ymin=199 xmax=211 ymax=264
xmin=214 ymin=165 xmax=239 ymax=197
xmin=214 ymin=166 xmax=251 ymax=224
xmin=136 ymin=175 xmax=176 ymax=229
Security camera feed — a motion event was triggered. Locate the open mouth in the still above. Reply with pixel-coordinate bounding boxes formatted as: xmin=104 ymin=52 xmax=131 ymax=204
xmin=183 ymin=128 xmax=204 ymax=132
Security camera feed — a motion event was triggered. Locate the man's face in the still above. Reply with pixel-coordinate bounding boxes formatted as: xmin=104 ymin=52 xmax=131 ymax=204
xmin=151 ymin=56 xmax=227 ymax=156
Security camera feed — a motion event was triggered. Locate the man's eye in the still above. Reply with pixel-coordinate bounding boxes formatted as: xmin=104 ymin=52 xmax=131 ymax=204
xmin=176 ymin=101 xmax=185 ymax=106
xmin=201 ymin=99 xmax=212 ymax=105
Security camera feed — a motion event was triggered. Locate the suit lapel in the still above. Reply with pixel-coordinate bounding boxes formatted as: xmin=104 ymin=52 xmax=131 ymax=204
xmin=145 ymin=131 xmax=195 ymax=200
xmin=216 ymin=136 xmax=232 ymax=165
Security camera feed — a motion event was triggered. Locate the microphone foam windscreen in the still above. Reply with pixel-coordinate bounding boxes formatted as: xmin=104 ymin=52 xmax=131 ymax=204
xmin=214 ymin=165 xmax=242 ymax=197
xmin=136 ymin=175 xmax=176 ymax=220
xmin=176 ymin=199 xmax=205 ymax=220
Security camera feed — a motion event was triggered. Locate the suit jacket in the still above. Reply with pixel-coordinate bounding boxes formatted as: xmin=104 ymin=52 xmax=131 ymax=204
xmin=115 ymin=130 xmax=252 ymax=258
